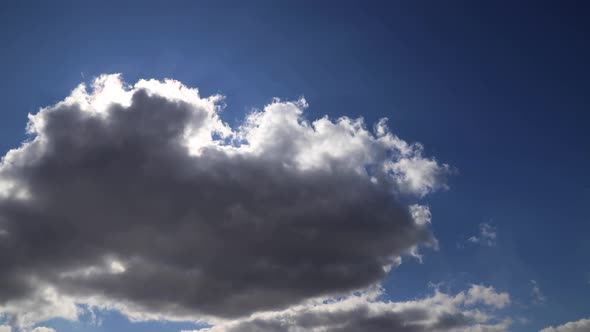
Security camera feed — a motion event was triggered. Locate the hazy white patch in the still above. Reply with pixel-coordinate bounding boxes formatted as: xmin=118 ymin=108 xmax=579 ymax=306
xmin=530 ymin=280 xmax=546 ymax=305
xmin=109 ymin=261 xmax=126 ymax=274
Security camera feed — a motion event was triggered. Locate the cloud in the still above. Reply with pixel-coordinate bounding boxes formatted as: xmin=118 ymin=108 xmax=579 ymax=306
xmin=467 ymin=223 xmax=497 ymax=247
xmin=539 ymin=318 xmax=590 ymax=332
xmin=464 ymin=285 xmax=510 ymax=309
xmin=0 ymin=326 xmax=12 ymax=332
xmin=30 ymin=328 xmax=56 ymax=332
xmin=0 ymin=285 xmax=77 ymax=330
xmin=197 ymin=284 xmax=511 ymax=332
xmin=530 ymin=280 xmax=546 ymax=305
xmin=0 ymin=75 xmax=449 ymax=328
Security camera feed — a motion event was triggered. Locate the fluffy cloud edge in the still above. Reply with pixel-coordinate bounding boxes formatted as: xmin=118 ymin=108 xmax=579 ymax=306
xmin=539 ymin=318 xmax=590 ymax=332
xmin=179 ymin=284 xmax=512 ymax=332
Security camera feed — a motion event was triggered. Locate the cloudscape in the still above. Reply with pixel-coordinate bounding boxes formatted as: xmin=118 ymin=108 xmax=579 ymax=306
xmin=1 ymin=1 xmax=589 ymax=332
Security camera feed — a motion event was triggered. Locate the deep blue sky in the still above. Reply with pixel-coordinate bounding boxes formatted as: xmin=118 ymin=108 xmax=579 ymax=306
xmin=1 ymin=1 xmax=589 ymax=331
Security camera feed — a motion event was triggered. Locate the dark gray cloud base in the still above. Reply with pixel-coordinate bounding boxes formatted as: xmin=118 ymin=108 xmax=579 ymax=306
xmin=0 ymin=75 xmax=447 ymax=325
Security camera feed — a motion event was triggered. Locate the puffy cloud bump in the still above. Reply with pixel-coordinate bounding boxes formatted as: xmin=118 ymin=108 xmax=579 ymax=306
xmin=0 ymin=75 xmax=449 ymax=326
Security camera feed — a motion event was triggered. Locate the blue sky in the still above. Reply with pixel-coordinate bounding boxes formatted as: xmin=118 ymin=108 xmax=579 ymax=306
xmin=0 ymin=1 xmax=589 ymax=332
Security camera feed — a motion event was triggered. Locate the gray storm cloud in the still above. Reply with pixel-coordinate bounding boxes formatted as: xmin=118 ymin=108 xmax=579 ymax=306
xmin=0 ymin=75 xmax=449 ymax=328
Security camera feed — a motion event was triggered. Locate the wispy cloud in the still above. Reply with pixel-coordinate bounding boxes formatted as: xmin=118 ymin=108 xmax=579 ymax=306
xmin=530 ymin=280 xmax=546 ymax=305
xmin=467 ymin=222 xmax=497 ymax=247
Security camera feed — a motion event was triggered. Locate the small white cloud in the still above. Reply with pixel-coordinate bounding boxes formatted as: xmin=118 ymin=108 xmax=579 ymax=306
xmin=464 ymin=284 xmax=511 ymax=309
xmin=410 ymin=204 xmax=432 ymax=225
xmin=467 ymin=222 xmax=497 ymax=247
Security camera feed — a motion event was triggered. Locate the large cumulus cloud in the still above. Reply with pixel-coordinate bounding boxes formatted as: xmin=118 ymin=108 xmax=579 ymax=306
xmin=0 ymin=75 xmax=449 ymax=328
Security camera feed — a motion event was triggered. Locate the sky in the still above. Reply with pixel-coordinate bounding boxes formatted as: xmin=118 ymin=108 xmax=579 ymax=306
xmin=0 ymin=1 xmax=589 ymax=332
